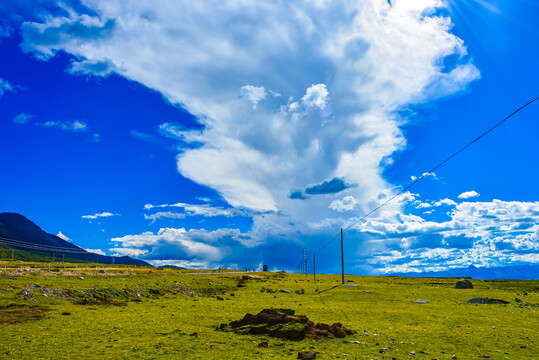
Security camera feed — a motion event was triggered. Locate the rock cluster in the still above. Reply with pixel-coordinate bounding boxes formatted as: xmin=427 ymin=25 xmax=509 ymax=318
xmin=217 ymin=309 xmax=355 ymax=341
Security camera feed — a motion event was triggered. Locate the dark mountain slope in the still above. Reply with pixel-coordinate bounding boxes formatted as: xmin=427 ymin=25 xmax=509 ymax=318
xmin=0 ymin=212 xmax=150 ymax=266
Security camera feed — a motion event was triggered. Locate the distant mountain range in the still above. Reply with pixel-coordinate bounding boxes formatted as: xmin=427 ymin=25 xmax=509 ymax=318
xmin=0 ymin=212 xmax=150 ymax=266
xmin=388 ymin=264 xmax=539 ymax=280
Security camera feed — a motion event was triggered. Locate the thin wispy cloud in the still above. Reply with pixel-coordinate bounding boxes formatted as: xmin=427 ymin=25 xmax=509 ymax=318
xmin=82 ymin=212 xmax=119 ymax=220
xmin=131 ymin=130 xmax=166 ymax=144
xmin=144 ymin=212 xmax=186 ymax=223
xmin=38 ymin=120 xmax=88 ymax=132
xmin=56 ymin=231 xmax=71 ymax=241
xmin=13 ymin=112 xmax=33 ymax=124
xmin=84 ymin=248 xmax=106 ymax=256
xmin=0 ymin=77 xmax=15 ymax=96
xmin=0 ymin=24 xmax=12 ymax=41
xmin=144 ymin=202 xmax=246 ymax=218
xmin=68 ymin=58 xmax=118 ymax=77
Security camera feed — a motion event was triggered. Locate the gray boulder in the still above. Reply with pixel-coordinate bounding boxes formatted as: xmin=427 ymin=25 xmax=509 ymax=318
xmin=456 ymin=279 xmax=473 ymax=289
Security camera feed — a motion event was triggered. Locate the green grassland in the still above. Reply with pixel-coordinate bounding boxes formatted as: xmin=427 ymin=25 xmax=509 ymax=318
xmin=0 ymin=260 xmax=537 ymax=359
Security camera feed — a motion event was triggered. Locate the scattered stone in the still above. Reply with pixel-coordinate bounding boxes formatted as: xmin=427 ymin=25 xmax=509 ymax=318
xmin=216 ymin=296 xmax=224 ymax=300
xmin=467 ymin=298 xmax=509 ymax=305
xmin=480 ymin=355 xmax=489 ymax=358
xmin=410 ymin=351 xmax=416 ymax=355
xmin=413 ymin=299 xmax=428 ymax=304
xmin=258 ymin=341 xmax=269 ymax=347
xmin=217 ymin=309 xmax=355 ymax=341
xmin=452 ymin=355 xmax=457 ymax=359
xmin=363 ymin=291 xmax=374 ymax=294
xmin=515 ymin=298 xmax=523 ymax=303
xmin=350 ymin=341 xmax=360 ymax=344
xmin=61 ymin=312 xmax=71 ymax=316
xmin=79 ymin=277 xmax=84 ymax=280
xmin=343 ymin=284 xmax=357 ymax=287
xmin=297 ymin=350 xmax=316 ymax=359
xmin=279 ymin=289 xmax=292 ymax=293
xmin=456 ymin=279 xmax=473 ymax=289
xmin=347 ymin=280 xmax=354 ymax=283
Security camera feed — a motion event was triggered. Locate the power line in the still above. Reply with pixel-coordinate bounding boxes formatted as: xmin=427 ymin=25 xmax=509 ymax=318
xmin=309 ymin=94 xmax=539 ymax=265
xmin=0 ymin=236 xmax=89 ymax=254
xmin=343 ymin=94 xmax=539 ymax=233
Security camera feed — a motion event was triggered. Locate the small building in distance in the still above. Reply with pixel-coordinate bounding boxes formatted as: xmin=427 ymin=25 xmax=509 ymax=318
xmin=263 ymin=265 xmax=268 ymax=272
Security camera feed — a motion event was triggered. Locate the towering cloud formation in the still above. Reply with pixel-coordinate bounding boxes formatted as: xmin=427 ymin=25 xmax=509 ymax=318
xmin=20 ymin=0 xmax=483 ymax=269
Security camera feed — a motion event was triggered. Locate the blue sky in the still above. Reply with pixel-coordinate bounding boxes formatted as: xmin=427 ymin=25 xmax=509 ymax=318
xmin=1 ymin=0 xmax=538 ymax=273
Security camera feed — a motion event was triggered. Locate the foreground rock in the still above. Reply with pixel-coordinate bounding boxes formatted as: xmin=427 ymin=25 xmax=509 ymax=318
xmin=217 ymin=309 xmax=355 ymax=341
xmin=456 ymin=279 xmax=473 ymax=289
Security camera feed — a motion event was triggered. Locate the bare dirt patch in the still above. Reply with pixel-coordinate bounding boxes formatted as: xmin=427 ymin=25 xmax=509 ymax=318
xmin=0 ymin=303 xmax=50 ymax=325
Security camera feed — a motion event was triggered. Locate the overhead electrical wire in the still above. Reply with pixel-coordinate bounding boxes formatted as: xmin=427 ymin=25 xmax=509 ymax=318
xmin=0 ymin=236 xmax=90 ymax=254
xmin=309 ymin=94 xmax=539 ymax=261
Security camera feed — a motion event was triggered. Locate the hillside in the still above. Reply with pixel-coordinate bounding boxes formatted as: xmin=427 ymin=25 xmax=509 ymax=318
xmin=0 ymin=212 xmax=149 ymax=266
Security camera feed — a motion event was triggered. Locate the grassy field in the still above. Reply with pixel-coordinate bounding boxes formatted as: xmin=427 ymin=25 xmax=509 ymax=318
xmin=0 ymin=260 xmax=537 ymax=359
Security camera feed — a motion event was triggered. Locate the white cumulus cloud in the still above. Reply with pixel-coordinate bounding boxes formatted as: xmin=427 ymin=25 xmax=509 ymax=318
xmin=329 ymin=196 xmax=357 ymax=212
xmin=301 ymin=84 xmax=329 ymax=109
xmin=458 ymin=190 xmax=479 ymax=199
xmin=240 ymin=85 xmax=266 ymax=109
xmin=20 ymin=0 xmax=484 ymax=268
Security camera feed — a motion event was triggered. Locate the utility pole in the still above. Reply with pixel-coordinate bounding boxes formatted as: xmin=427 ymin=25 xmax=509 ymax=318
xmin=11 ymin=249 xmax=14 ymax=261
xmin=313 ymin=253 xmax=316 ymax=282
xmin=302 ymin=248 xmax=307 ymax=276
xmin=341 ymin=228 xmax=345 ymax=284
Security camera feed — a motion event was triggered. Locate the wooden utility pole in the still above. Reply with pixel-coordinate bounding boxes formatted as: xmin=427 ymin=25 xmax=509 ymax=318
xmin=313 ymin=253 xmax=316 ymax=282
xmin=341 ymin=228 xmax=345 ymax=284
